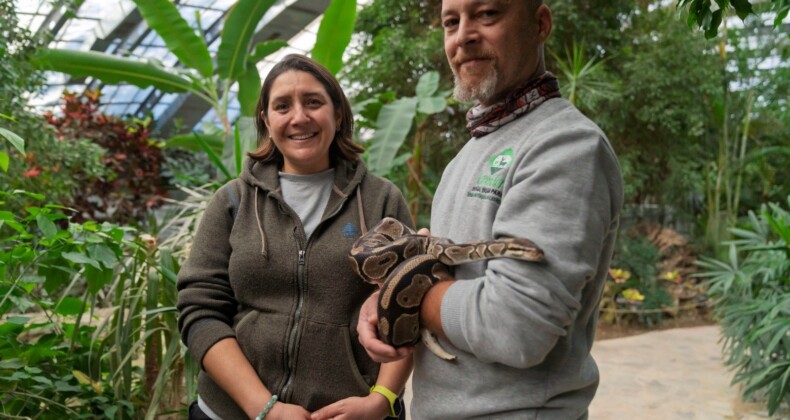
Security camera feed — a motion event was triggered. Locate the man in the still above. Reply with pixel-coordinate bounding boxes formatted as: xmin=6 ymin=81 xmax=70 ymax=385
xmin=356 ymin=0 xmax=623 ymax=418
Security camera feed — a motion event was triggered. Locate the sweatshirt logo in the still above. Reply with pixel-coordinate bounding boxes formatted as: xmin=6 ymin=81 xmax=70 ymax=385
xmin=342 ymin=223 xmax=360 ymax=238
xmin=467 ymin=148 xmax=513 ymax=204
xmin=489 ymin=148 xmax=513 ymax=174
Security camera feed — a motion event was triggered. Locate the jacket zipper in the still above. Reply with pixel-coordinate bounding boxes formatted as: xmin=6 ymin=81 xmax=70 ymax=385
xmin=277 ymin=195 xmax=348 ymax=400
xmin=280 ymin=249 xmax=306 ymax=400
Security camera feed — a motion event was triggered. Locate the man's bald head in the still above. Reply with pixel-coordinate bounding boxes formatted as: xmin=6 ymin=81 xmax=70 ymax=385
xmin=441 ymin=0 xmax=553 ymax=105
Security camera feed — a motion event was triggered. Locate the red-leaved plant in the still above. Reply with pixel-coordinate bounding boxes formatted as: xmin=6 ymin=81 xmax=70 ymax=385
xmin=44 ymin=90 xmax=167 ymax=224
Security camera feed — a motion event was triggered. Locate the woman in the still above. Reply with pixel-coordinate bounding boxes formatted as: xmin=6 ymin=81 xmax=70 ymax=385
xmin=177 ymin=54 xmax=414 ymax=420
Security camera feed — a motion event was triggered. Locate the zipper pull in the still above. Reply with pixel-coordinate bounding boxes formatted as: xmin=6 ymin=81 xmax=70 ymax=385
xmin=298 ymin=250 xmax=305 ymax=265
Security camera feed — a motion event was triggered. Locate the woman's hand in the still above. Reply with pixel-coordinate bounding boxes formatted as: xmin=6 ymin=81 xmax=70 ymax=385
xmin=310 ymin=394 xmax=390 ymax=420
xmin=265 ymin=401 xmax=311 ymax=420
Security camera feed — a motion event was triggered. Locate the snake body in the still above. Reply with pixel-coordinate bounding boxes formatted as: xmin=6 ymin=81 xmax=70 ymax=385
xmin=349 ymin=217 xmax=545 ymax=360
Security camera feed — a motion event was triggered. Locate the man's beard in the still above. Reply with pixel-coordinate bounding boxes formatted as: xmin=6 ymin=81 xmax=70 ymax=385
xmin=452 ymin=65 xmax=498 ymax=104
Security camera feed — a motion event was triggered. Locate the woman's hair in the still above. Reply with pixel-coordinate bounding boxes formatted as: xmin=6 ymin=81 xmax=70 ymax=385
xmin=249 ymin=54 xmax=363 ymax=164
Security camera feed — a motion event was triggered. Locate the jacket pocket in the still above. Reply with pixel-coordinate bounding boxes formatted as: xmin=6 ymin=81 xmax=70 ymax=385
xmin=290 ymin=319 xmax=379 ymax=411
xmin=234 ymin=310 xmax=291 ymax=394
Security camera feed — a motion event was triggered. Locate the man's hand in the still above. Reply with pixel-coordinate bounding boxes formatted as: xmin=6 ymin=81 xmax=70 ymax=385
xmin=310 ymin=394 xmax=389 ymax=420
xmin=356 ymin=290 xmax=414 ymax=363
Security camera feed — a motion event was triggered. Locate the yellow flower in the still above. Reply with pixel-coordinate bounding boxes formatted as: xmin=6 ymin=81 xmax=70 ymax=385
xmin=622 ymin=288 xmax=645 ymax=302
xmin=661 ymin=270 xmax=681 ymax=283
xmin=609 ymin=268 xmax=631 ymax=284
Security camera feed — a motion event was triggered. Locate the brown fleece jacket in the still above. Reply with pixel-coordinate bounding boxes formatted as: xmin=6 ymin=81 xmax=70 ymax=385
xmin=177 ymin=157 xmax=413 ymax=417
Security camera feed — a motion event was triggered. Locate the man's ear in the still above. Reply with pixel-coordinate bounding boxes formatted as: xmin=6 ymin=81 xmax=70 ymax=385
xmin=535 ymin=4 xmax=552 ymax=43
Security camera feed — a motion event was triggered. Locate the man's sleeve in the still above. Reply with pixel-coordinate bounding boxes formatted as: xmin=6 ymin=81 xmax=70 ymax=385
xmin=440 ymin=127 xmax=622 ymax=368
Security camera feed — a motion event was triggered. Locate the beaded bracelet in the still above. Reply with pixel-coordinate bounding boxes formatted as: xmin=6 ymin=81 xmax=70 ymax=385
xmin=255 ymin=394 xmax=278 ymax=420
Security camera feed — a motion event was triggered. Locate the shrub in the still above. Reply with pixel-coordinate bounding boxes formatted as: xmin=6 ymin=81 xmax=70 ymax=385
xmin=696 ymin=196 xmax=790 ymax=415
xmin=607 ymin=232 xmax=674 ymax=326
xmin=0 ymin=1 xmax=110 ymax=217
xmin=0 ymin=190 xmax=191 ymax=417
xmin=43 ymin=90 xmax=169 ymax=225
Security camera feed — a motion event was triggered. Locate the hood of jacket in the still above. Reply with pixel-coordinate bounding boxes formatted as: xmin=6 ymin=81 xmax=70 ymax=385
xmin=238 ymin=156 xmax=370 ymax=259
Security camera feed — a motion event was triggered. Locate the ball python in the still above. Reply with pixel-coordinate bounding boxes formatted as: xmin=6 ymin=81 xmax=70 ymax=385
xmin=349 ymin=217 xmax=545 ymax=360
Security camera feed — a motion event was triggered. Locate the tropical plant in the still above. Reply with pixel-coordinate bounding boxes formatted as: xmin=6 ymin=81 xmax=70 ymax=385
xmin=31 ymin=0 xmax=358 ymax=177
xmin=549 ymin=41 xmax=618 ymax=113
xmin=678 ymin=0 xmax=789 ymax=38
xmin=40 ymin=90 xmax=169 ymax=225
xmin=608 ymin=232 xmax=674 ymax=326
xmin=355 ymin=71 xmax=450 ymax=223
xmin=0 ymin=188 xmax=190 ymax=418
xmin=698 ymin=3 xmax=790 ymax=250
xmin=1 ymin=0 xmax=111 ymax=219
xmin=695 ymin=196 xmax=790 ymax=415
xmin=0 ymin=114 xmax=25 ymax=173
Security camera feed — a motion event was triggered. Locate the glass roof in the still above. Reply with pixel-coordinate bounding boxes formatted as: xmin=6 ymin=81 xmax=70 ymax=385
xmin=15 ymin=0 xmax=369 ymax=135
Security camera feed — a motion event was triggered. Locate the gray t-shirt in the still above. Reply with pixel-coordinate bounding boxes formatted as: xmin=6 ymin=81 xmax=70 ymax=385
xmin=279 ymin=168 xmax=335 ymax=239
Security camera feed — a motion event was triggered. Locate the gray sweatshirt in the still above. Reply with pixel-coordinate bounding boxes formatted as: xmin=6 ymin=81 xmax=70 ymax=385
xmin=411 ymin=98 xmax=623 ymax=419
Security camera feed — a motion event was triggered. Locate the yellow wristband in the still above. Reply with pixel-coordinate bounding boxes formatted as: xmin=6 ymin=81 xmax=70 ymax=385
xmin=370 ymin=385 xmax=398 ymax=417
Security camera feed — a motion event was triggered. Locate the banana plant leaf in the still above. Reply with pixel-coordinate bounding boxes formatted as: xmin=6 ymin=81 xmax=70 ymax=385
xmin=367 ymin=97 xmax=418 ymax=176
xmin=0 ymin=127 xmax=25 ymax=154
xmin=164 ymin=132 xmax=223 ymax=155
xmin=415 ymin=71 xmax=440 ymax=98
xmin=248 ymin=40 xmax=288 ymax=64
xmin=417 ymin=97 xmax=447 ymax=114
xmin=237 ymin=63 xmax=262 ymax=117
xmin=312 ymin=0 xmax=357 ymax=75
xmin=32 ymin=49 xmax=192 ymax=93
xmin=217 ymin=0 xmax=278 ymax=81
xmin=133 ymin=0 xmax=213 ymax=77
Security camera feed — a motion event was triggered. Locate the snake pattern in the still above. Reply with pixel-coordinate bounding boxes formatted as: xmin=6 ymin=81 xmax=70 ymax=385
xmin=349 ymin=217 xmax=545 ymax=360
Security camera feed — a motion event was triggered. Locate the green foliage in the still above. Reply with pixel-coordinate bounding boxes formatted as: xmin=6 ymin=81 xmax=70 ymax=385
xmin=550 ymin=41 xmax=618 ymax=113
xmin=365 ymin=97 xmax=418 ymax=176
xmin=608 ymin=233 xmax=674 ymax=326
xmin=695 ymin=196 xmax=790 ymax=415
xmin=0 ymin=1 xmax=111 ymax=218
xmin=0 ymin=190 xmax=138 ymax=416
xmin=31 ymin=0 xmax=292 ymax=148
xmin=0 ymin=0 xmax=46 ymax=110
xmin=548 ymin=0 xmax=634 ymax=61
xmin=0 ymin=321 xmax=136 ymax=418
xmin=312 ymin=0 xmax=358 ymax=75
xmin=0 ymin=114 xmax=25 ymax=173
xmin=216 ymin=0 xmax=278 ymax=81
xmin=0 ymin=190 xmax=193 ymax=417
xmin=31 ymin=49 xmax=194 ymax=93
xmin=678 ymin=0 xmax=789 ymax=38
xmin=344 ymin=0 xmax=466 ymax=222
xmin=343 ymin=0 xmax=446 ymax=99
xmin=602 ymin=6 xmax=721 ymax=214
xmin=133 ymin=0 xmax=213 ymax=78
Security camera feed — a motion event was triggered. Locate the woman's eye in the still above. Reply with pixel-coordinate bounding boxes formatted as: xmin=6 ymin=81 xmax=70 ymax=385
xmin=273 ymin=103 xmax=288 ymax=111
xmin=307 ymin=99 xmax=323 ymax=107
